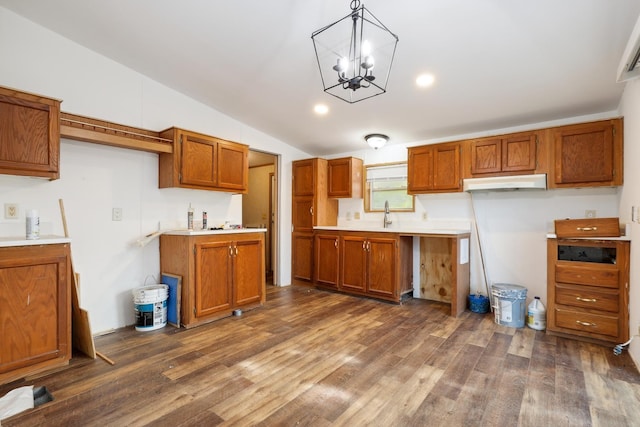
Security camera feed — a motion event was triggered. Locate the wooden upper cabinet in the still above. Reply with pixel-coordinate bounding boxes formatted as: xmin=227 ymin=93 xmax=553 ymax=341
xmin=0 ymin=86 xmax=61 ymax=180
xmin=328 ymin=157 xmax=363 ymax=198
xmin=408 ymin=142 xmax=461 ymax=194
xmin=469 ymin=132 xmax=537 ymax=176
xmin=551 ymin=119 xmax=623 ymax=188
xmin=292 ymin=159 xmax=316 ymax=197
xmin=159 ymin=127 xmax=248 ymax=193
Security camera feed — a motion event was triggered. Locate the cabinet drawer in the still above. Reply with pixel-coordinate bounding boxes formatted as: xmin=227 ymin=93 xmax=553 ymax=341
xmin=555 ymin=264 xmax=618 ymax=288
xmin=555 ymin=285 xmax=618 ymax=312
xmin=554 ymin=218 xmax=620 ymax=238
xmin=554 ymin=308 xmax=619 ymax=338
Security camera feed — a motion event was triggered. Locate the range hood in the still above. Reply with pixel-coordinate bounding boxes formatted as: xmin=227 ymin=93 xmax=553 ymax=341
xmin=463 ymin=174 xmax=547 ymax=192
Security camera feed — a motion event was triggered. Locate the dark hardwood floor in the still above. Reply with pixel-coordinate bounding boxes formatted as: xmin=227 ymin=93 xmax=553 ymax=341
xmin=2 ymin=285 xmax=639 ymax=426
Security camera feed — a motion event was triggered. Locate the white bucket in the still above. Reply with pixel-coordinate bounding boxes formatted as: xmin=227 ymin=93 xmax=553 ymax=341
xmin=491 ymin=283 xmax=527 ymax=328
xmin=133 ymin=285 xmax=168 ymax=331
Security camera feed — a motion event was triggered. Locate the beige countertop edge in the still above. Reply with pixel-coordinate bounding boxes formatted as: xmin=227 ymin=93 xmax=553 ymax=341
xmin=0 ymin=236 xmax=71 ymax=248
xmin=314 ymin=226 xmax=470 ymax=236
xmin=163 ymin=228 xmax=267 ymax=236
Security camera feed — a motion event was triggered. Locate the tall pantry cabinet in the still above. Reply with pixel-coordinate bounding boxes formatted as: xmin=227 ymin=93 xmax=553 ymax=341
xmin=291 ymin=158 xmax=337 ymax=285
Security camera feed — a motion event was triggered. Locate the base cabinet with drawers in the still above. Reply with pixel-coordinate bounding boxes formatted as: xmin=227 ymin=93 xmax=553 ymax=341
xmin=547 ymin=237 xmax=630 ymax=344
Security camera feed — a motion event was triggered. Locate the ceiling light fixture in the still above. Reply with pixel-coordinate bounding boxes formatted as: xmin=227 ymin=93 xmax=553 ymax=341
xmin=365 ymin=133 xmax=389 ymax=149
xmin=311 ymin=0 xmax=399 ymax=103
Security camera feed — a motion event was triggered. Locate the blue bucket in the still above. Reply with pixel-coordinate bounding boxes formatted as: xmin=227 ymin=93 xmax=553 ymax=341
xmin=468 ymin=294 xmax=490 ymax=313
xmin=491 ymin=283 xmax=527 ymax=328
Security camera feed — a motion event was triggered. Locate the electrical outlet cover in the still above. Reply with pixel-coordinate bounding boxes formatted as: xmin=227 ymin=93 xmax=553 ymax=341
xmin=4 ymin=203 xmax=18 ymax=219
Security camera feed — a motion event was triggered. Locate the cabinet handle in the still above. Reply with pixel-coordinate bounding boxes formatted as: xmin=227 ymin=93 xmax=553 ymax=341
xmin=334 ymin=239 xmax=338 ymax=248
xmin=235 ymin=246 xmax=238 ymax=256
xmin=576 ymin=226 xmax=597 ymax=231
xmin=309 ymin=206 xmax=314 ymax=216
xmin=576 ymin=320 xmax=596 ymax=327
xmin=362 ymin=241 xmax=366 ymax=250
xmin=576 ymin=296 xmax=597 ymax=303
xmin=366 ymin=241 xmax=371 ymax=252
xmin=228 ymin=246 xmax=233 ymax=257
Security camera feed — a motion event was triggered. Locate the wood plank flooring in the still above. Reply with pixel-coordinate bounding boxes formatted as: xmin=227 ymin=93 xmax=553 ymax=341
xmin=2 ymin=285 xmax=639 ymax=426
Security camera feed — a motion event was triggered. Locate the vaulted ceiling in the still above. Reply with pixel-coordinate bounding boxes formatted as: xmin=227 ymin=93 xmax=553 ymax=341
xmin=2 ymin=0 xmax=639 ymax=156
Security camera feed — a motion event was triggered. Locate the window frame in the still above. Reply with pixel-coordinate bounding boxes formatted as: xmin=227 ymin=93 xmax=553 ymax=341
xmin=363 ymin=161 xmax=415 ymax=213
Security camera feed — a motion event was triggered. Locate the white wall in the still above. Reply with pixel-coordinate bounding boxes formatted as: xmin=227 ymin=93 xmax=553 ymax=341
xmin=619 ymin=78 xmax=640 ymax=366
xmin=0 ymin=7 xmax=310 ymax=333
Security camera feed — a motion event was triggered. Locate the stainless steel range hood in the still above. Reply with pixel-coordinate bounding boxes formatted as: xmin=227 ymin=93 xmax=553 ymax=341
xmin=463 ymin=174 xmax=547 ymax=192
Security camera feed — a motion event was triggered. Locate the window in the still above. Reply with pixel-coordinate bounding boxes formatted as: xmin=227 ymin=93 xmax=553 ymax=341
xmin=364 ymin=162 xmax=414 ymax=212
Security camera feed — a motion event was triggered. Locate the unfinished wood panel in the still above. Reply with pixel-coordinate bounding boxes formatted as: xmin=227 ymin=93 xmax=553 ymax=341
xmin=419 ymin=237 xmax=453 ymax=303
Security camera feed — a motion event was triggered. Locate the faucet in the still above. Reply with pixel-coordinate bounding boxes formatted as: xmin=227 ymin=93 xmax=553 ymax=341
xmin=383 ymin=200 xmax=392 ymax=228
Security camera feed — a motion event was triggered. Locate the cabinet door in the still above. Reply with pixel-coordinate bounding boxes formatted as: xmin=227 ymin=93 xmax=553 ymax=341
xmin=217 ymin=141 xmax=248 ymax=192
xmin=292 ymin=159 xmax=316 ymax=197
xmin=314 ymin=233 xmax=340 ymax=289
xmin=407 ymin=146 xmax=434 ymax=193
xmin=553 ymin=121 xmax=619 ymax=186
xmin=433 ymin=143 xmax=461 ymax=190
xmin=292 ymin=197 xmax=314 ymax=231
xmin=502 ymin=133 xmax=536 ymax=172
xmin=180 ymin=133 xmax=217 ymax=188
xmin=292 ymin=232 xmax=314 ymax=282
xmin=0 ymin=250 xmax=68 ymax=374
xmin=367 ymin=237 xmax=397 ymax=298
xmin=0 ymin=87 xmax=60 ymax=180
xmin=470 ymin=138 xmax=501 ymax=174
xmin=195 ymin=241 xmax=232 ymax=317
xmin=233 ymin=239 xmax=264 ymax=306
xmin=341 ymin=235 xmax=367 ymax=292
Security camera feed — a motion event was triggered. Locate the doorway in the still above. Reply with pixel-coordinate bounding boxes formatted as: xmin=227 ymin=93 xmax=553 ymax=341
xmin=244 ymin=149 xmax=279 ymax=285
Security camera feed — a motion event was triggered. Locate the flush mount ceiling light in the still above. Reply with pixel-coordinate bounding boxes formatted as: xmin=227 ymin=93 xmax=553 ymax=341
xmin=365 ymin=133 xmax=389 ymax=149
xmin=311 ymin=0 xmax=399 ymax=103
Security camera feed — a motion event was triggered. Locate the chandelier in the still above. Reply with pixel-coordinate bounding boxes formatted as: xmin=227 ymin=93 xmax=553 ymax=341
xmin=311 ymin=0 xmax=399 ymax=103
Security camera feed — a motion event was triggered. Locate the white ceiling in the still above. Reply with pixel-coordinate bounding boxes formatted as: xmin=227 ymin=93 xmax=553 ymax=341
xmin=2 ymin=0 xmax=640 ymax=156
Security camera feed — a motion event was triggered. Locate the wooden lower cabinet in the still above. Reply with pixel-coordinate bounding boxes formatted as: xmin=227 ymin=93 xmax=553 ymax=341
xmin=292 ymin=232 xmax=314 ymax=285
xmin=547 ymin=237 xmax=630 ymax=344
xmin=0 ymin=243 xmax=71 ymax=385
xmin=314 ymin=230 xmax=412 ymax=303
xmin=160 ymin=232 xmax=265 ymax=328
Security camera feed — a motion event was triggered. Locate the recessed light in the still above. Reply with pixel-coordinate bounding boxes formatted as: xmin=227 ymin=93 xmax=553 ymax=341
xmin=314 ymin=104 xmax=329 ymax=115
xmin=416 ymin=73 xmax=435 ymax=88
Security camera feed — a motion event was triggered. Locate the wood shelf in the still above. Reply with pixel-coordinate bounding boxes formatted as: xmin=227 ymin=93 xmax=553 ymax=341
xmin=60 ymin=112 xmax=173 ymax=154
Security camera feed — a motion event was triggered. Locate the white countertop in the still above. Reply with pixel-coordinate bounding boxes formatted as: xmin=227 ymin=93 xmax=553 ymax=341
xmin=546 ymin=233 xmax=631 ymax=241
xmin=163 ymin=228 xmax=267 ymax=236
xmin=314 ymin=226 xmax=470 ymax=236
xmin=0 ymin=235 xmax=71 ymax=248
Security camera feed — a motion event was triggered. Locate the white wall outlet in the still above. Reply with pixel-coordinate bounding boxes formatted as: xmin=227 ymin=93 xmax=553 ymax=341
xmin=346 ymin=211 xmax=352 ymax=221
xmin=633 ymin=206 xmax=640 ymax=223
xmin=112 ymin=207 xmax=123 ymax=221
xmin=4 ymin=203 xmax=19 ymax=219
xmin=585 ymin=210 xmax=596 ymax=218
xmin=354 ymin=212 xmax=360 ymax=220
xmin=422 ymin=212 xmax=428 ymax=221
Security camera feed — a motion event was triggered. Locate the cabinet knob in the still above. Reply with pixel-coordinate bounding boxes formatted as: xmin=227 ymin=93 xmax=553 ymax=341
xmin=576 ymin=320 xmax=596 ymax=327
xmin=575 ymin=296 xmax=597 ymax=303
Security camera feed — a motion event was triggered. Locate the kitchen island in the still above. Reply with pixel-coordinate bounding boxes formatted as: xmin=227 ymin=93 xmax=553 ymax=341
xmin=314 ymin=224 xmax=471 ymax=316
xmin=160 ymin=228 xmax=267 ymax=328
